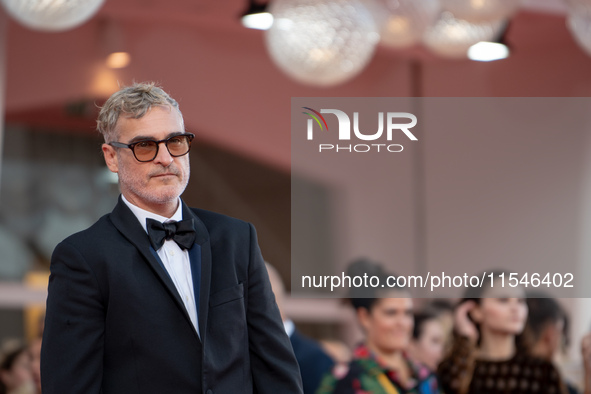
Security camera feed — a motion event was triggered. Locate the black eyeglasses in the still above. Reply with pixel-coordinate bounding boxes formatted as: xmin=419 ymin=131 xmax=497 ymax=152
xmin=109 ymin=133 xmax=195 ymax=162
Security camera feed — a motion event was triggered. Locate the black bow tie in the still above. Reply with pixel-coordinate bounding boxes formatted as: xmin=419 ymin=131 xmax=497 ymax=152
xmin=146 ymin=218 xmax=196 ymax=251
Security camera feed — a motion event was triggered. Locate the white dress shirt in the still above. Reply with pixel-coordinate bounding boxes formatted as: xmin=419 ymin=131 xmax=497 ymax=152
xmin=283 ymin=319 xmax=295 ymax=338
xmin=122 ymin=195 xmax=200 ymax=337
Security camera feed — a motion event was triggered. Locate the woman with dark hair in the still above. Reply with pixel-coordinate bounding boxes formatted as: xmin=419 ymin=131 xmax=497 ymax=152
xmin=438 ymin=271 xmax=566 ymax=394
xmin=0 ymin=341 xmax=34 ymax=394
xmin=317 ymin=259 xmax=441 ymax=394
xmin=522 ymin=295 xmax=566 ymax=359
xmin=408 ymin=310 xmax=446 ymax=371
xmin=524 ymin=294 xmax=582 ymax=394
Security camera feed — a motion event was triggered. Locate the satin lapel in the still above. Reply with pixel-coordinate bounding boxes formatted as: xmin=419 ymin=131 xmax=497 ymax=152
xmin=181 ymin=200 xmax=211 ymax=344
xmin=187 ymin=244 xmax=201 ymax=320
xmin=110 ymin=197 xmax=197 ymax=337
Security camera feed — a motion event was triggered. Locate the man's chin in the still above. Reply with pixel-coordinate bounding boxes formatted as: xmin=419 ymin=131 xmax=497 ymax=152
xmin=151 ymin=193 xmax=182 ymax=205
xmin=150 ymin=185 xmax=187 ymax=203
xmin=131 ymin=189 xmax=179 ymax=206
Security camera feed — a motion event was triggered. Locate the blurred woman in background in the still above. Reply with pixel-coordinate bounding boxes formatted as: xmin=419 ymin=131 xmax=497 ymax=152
xmin=317 ymin=259 xmax=441 ymax=394
xmin=408 ymin=310 xmax=446 ymax=371
xmin=0 ymin=341 xmax=35 ymax=394
xmin=438 ymin=271 xmax=566 ymax=394
xmin=524 ymin=295 xmax=591 ymax=394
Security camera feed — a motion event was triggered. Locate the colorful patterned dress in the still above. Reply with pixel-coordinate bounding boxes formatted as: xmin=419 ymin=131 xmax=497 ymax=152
xmin=316 ymin=344 xmax=442 ymax=394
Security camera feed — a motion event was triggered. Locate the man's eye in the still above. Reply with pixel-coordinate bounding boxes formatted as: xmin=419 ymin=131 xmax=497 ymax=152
xmin=136 ymin=141 xmax=154 ymax=149
xmin=168 ymin=137 xmax=183 ymax=145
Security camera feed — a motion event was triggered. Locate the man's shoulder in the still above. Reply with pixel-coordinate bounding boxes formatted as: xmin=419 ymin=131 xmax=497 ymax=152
xmin=189 ymin=207 xmax=250 ymax=230
xmin=59 ymin=212 xmax=116 ymax=247
xmin=188 ymin=207 xmax=257 ymax=248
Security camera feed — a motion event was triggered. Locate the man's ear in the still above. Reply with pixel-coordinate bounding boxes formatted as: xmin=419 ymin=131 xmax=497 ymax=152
xmin=102 ymin=143 xmax=119 ymax=173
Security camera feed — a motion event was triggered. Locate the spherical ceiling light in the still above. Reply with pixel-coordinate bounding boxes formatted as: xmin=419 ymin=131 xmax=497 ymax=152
xmin=378 ymin=0 xmax=441 ymax=49
xmin=423 ymin=12 xmax=506 ymax=59
xmin=265 ymin=0 xmax=380 ymax=87
xmin=440 ymin=0 xmax=520 ymax=23
xmin=567 ymin=1 xmax=591 ymax=57
xmin=1 ymin=0 xmax=105 ymax=32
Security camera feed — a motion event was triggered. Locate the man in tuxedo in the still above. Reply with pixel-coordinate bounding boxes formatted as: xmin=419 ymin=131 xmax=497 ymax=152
xmin=41 ymin=82 xmax=303 ymax=394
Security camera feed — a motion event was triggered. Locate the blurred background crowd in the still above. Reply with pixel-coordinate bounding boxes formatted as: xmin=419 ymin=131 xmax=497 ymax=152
xmin=3 ymin=260 xmax=590 ymax=394
xmin=266 ymin=260 xmax=591 ymax=394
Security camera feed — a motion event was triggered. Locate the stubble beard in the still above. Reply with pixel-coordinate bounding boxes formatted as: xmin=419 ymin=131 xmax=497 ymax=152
xmin=117 ymin=155 xmax=191 ymax=206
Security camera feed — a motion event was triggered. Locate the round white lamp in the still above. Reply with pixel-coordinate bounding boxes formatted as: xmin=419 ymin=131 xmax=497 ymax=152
xmin=265 ymin=0 xmax=380 ymax=87
xmin=439 ymin=0 xmax=520 ymax=23
xmin=567 ymin=1 xmax=591 ymax=57
xmin=1 ymin=0 xmax=105 ymax=32
xmin=423 ymin=12 xmax=506 ymax=59
xmin=378 ymin=0 xmax=440 ymax=49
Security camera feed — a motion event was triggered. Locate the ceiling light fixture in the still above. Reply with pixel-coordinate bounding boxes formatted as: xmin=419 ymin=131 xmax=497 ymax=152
xmin=0 ymin=0 xmax=105 ymax=32
xmin=241 ymin=0 xmax=273 ymax=30
xmin=468 ymin=41 xmax=509 ymax=61
xmin=106 ymin=52 xmax=131 ymax=69
xmin=468 ymin=21 xmax=510 ymax=61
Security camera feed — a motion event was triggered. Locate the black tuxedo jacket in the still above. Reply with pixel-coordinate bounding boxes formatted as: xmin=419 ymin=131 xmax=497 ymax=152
xmin=41 ymin=197 xmax=303 ymax=394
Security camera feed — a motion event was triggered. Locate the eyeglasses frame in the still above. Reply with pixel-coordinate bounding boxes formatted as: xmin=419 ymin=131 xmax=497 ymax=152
xmin=109 ymin=132 xmax=195 ymax=162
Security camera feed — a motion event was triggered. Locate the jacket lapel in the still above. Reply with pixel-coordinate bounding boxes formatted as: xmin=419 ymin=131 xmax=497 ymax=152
xmin=109 ymin=197 xmax=199 ymax=338
xmin=181 ymin=201 xmax=211 ymax=344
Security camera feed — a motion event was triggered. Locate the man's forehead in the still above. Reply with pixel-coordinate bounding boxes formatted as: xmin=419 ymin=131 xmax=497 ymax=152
xmin=114 ymin=106 xmax=183 ymax=137
xmin=118 ymin=105 xmax=180 ymax=123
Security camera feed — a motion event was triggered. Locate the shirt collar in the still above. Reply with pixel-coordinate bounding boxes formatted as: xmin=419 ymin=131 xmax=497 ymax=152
xmin=121 ymin=194 xmax=183 ymax=234
xmin=283 ymin=319 xmax=295 ymax=337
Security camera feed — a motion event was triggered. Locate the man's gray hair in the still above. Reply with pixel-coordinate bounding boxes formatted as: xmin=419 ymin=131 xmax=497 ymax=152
xmin=97 ymin=82 xmax=184 ymax=142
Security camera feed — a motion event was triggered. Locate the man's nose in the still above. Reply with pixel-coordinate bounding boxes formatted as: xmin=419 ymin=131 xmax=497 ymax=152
xmin=153 ymin=142 xmax=174 ymax=166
